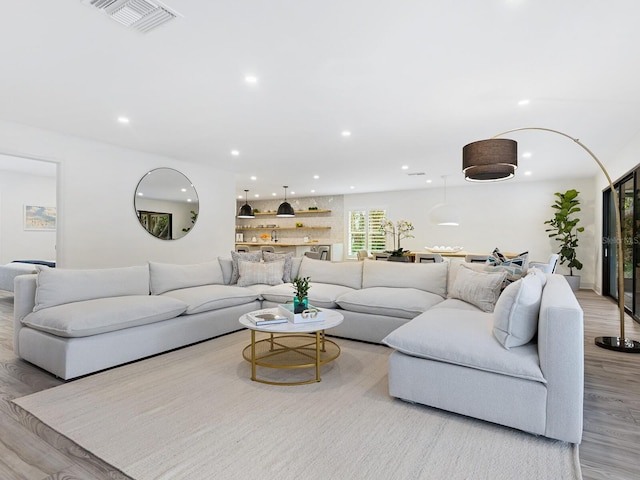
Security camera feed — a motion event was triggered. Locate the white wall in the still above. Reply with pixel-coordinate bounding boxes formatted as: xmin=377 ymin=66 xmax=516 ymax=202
xmin=0 ymin=169 xmax=56 ymax=263
xmin=0 ymin=121 xmax=235 ymax=268
xmin=344 ymin=177 xmax=598 ymax=289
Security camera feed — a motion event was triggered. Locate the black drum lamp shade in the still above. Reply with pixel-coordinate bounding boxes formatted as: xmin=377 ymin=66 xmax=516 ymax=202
xmin=463 ymin=138 xmax=518 ymax=182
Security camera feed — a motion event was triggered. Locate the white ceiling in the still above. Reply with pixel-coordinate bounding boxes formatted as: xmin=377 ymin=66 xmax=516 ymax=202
xmin=1 ymin=1 xmax=639 ymax=198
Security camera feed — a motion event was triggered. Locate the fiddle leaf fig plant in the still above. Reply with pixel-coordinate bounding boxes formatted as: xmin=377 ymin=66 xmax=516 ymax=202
xmin=544 ymin=189 xmax=584 ymax=276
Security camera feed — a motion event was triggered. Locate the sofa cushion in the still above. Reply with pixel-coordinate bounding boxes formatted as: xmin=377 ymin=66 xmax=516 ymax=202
xmin=218 ymin=257 xmax=234 ymax=285
xmin=237 ymin=260 xmax=285 ymax=287
xmin=448 ymin=264 xmax=506 ymax=313
xmin=297 ymin=257 xmax=363 ymax=289
xmin=149 ymin=261 xmax=224 ymax=295
xmin=486 ymin=249 xmax=529 ymax=286
xmin=493 ymin=272 xmax=543 ymax=349
xmin=337 ymin=287 xmax=445 ymax=319
xmin=34 ymin=265 xmax=150 ymax=312
xmin=261 ymin=282 xmax=356 ymax=308
xmin=382 ymin=309 xmax=545 ymax=383
xmin=23 ymin=295 xmax=187 ymax=338
xmin=230 ymin=251 xmax=263 ymax=284
xmin=362 ymin=260 xmax=447 ymax=297
xmin=161 ymin=284 xmax=259 ymax=314
xmin=262 ymin=252 xmax=295 ymax=282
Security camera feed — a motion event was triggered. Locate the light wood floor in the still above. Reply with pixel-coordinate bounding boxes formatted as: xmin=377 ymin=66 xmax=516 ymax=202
xmin=1 ymin=289 xmax=639 ymax=479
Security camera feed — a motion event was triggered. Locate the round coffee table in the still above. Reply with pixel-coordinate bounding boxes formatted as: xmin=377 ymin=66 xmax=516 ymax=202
xmin=239 ymin=308 xmax=344 ymax=385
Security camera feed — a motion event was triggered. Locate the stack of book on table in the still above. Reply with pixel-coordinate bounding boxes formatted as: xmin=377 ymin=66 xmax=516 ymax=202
xmin=247 ymin=309 xmax=288 ymax=326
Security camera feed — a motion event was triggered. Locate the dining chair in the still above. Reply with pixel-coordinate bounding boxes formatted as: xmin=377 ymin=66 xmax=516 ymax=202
xmin=236 ymin=245 xmax=250 ymax=253
xmin=530 ymin=254 xmax=560 ymax=273
xmin=414 ymin=253 xmax=443 ymax=263
xmin=464 ymin=254 xmax=488 ymax=263
xmin=318 ymin=246 xmax=330 ymax=261
xmin=304 ymin=251 xmax=321 ymax=260
xmin=260 ymin=246 xmax=275 ymax=253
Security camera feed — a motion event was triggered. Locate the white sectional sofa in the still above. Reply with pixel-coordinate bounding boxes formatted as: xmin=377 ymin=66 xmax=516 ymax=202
xmin=13 ymin=254 xmax=584 ymax=443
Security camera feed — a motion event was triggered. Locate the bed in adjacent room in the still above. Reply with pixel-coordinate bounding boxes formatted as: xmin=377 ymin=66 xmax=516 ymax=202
xmin=0 ymin=260 xmax=55 ymax=292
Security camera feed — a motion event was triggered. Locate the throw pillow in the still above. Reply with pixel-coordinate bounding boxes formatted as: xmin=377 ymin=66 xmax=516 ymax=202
xmin=263 ymin=251 xmax=294 ymax=282
xmin=230 ymin=251 xmax=262 ymax=284
xmin=492 ymin=271 xmax=543 ymax=349
xmin=485 ymin=248 xmax=529 ymax=286
xmin=237 ymin=260 xmax=285 ymax=287
xmin=448 ymin=264 xmax=506 ymax=312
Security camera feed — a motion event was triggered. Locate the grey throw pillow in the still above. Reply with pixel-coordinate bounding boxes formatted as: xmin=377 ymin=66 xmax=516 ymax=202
xmin=230 ymin=251 xmax=262 ymax=284
xmin=263 ymin=252 xmax=294 ymax=282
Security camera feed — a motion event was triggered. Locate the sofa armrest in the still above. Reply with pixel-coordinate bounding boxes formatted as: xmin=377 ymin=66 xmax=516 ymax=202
xmin=537 ymin=274 xmax=584 ymax=443
xmin=13 ymin=274 xmax=38 ymax=357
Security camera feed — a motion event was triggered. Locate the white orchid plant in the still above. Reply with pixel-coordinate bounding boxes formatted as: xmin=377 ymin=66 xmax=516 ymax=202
xmin=380 ymin=219 xmax=415 ymax=256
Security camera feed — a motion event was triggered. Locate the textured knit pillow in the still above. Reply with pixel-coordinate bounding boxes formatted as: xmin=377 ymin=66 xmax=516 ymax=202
xmin=448 ymin=264 xmax=506 ymax=312
xmin=230 ymin=251 xmax=263 ymax=284
xmin=263 ymin=251 xmax=294 ymax=282
xmin=493 ymin=271 xmax=543 ymax=349
xmin=237 ymin=260 xmax=285 ymax=287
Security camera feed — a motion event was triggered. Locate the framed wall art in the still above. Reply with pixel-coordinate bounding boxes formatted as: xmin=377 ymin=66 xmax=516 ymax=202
xmin=24 ymin=205 xmax=56 ymax=231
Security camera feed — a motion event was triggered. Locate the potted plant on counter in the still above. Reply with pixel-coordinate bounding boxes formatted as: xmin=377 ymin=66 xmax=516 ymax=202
xmin=380 ymin=219 xmax=414 ymax=262
xmin=544 ymin=189 xmax=584 ymax=291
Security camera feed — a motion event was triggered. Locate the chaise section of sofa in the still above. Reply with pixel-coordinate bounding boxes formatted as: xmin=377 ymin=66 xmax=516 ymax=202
xmin=383 ymin=273 xmax=584 ymax=443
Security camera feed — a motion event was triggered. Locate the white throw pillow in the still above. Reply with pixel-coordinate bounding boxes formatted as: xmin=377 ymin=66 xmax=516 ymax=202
xmin=237 ymin=260 xmax=285 ymax=287
xmin=149 ymin=261 xmax=224 ymax=295
xmin=263 ymin=252 xmax=294 ymax=282
xmin=448 ymin=264 xmax=506 ymax=313
xmin=230 ymin=251 xmax=263 ymax=284
xmin=493 ymin=272 xmax=543 ymax=349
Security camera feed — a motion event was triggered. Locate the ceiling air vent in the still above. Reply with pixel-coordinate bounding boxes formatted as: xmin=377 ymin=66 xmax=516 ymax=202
xmin=82 ymin=0 xmax=181 ymax=33
xmin=407 ymin=172 xmax=426 ymax=176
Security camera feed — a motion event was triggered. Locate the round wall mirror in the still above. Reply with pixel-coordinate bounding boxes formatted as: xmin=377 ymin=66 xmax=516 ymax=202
xmin=134 ymin=168 xmax=199 ymax=240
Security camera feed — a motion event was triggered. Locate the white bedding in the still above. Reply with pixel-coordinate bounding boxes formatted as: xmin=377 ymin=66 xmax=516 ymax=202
xmin=0 ymin=262 xmax=39 ymax=292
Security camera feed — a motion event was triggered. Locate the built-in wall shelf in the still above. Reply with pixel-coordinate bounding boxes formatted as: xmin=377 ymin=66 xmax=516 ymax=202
xmin=235 ymin=226 xmax=331 ymax=231
xmin=251 ymin=209 xmax=331 ymax=216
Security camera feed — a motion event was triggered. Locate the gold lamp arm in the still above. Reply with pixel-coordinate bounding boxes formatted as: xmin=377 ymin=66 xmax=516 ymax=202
xmin=491 ymin=127 xmax=627 ymax=346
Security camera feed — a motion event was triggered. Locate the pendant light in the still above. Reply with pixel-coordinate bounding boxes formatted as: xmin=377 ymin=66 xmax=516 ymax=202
xmin=237 ymin=189 xmax=255 ymax=218
xmin=276 ymin=185 xmax=295 ymax=217
xmin=429 ymin=176 xmax=460 ymax=226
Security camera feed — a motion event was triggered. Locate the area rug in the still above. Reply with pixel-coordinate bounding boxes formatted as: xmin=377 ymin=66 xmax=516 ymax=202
xmin=14 ymin=331 xmax=582 ymax=480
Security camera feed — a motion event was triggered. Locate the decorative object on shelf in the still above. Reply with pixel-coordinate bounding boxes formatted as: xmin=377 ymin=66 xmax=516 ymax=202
xmin=277 ymin=185 xmax=295 ymax=217
xmin=380 ymin=219 xmax=414 ymax=261
xmin=429 ymin=175 xmax=460 ymax=226
xmin=426 ymin=246 xmax=464 ymax=253
xmin=544 ymin=189 xmax=584 ymax=292
xmin=237 ymin=189 xmax=255 ymax=218
xmin=292 ymin=276 xmax=311 ymax=313
xmin=251 ymin=236 xmax=257 ymax=243
xmin=296 ymin=222 xmax=304 ymax=227
xmin=308 ymin=206 xmax=318 ymax=210
xmin=462 ymin=126 xmax=640 ymax=353
xmin=259 ymin=233 xmax=271 ymax=242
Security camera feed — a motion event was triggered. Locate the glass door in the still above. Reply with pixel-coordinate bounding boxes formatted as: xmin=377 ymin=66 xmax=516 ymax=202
xmin=604 ymin=172 xmax=640 ymax=323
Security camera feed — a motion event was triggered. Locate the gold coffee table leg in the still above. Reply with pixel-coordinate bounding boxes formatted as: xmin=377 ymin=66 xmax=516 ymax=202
xmin=315 ymin=331 xmax=321 ymax=382
xmin=250 ymin=329 xmax=257 ymax=381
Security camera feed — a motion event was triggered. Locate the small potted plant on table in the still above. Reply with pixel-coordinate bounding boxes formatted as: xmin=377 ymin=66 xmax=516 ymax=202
xmin=292 ymin=276 xmax=311 ymax=313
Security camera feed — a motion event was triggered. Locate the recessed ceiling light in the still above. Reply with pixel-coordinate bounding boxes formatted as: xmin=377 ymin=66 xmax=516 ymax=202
xmin=401 ymin=165 xmax=409 ymax=170
xmin=291 ymin=191 xmax=295 ymax=195
xmin=137 ymin=192 xmax=144 ymax=196
xmin=524 ymin=171 xmax=532 ymax=176
xmin=311 ymin=189 xmax=316 ymax=193
xmin=181 ymin=188 xmax=187 ymax=192
xmin=254 ymin=194 xmax=260 ymax=198
xmin=231 ymin=150 xmax=240 ymax=156
xmin=245 ymin=75 xmax=258 ymax=84
xmin=187 ymin=198 xmax=192 ymax=202
xmin=271 ymin=192 xmax=277 ymax=196
xmin=342 ymin=130 xmax=352 ymax=137
xmin=313 ymin=175 xmax=319 ymax=179
xmin=117 ymin=116 xmax=130 ymax=124
xmin=238 ymin=195 xmax=243 ymax=199
xmin=426 ymin=179 xmax=432 ymax=184
xmin=518 ymin=99 xmax=530 ymax=106
xmin=250 ymin=176 xmax=257 ymax=181
xmin=522 ymin=152 xmax=532 ymax=158
xmin=350 ymin=185 xmax=355 ymax=189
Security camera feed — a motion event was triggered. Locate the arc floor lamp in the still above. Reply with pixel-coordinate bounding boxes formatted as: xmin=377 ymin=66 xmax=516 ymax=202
xmin=462 ymin=127 xmax=640 ymax=353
